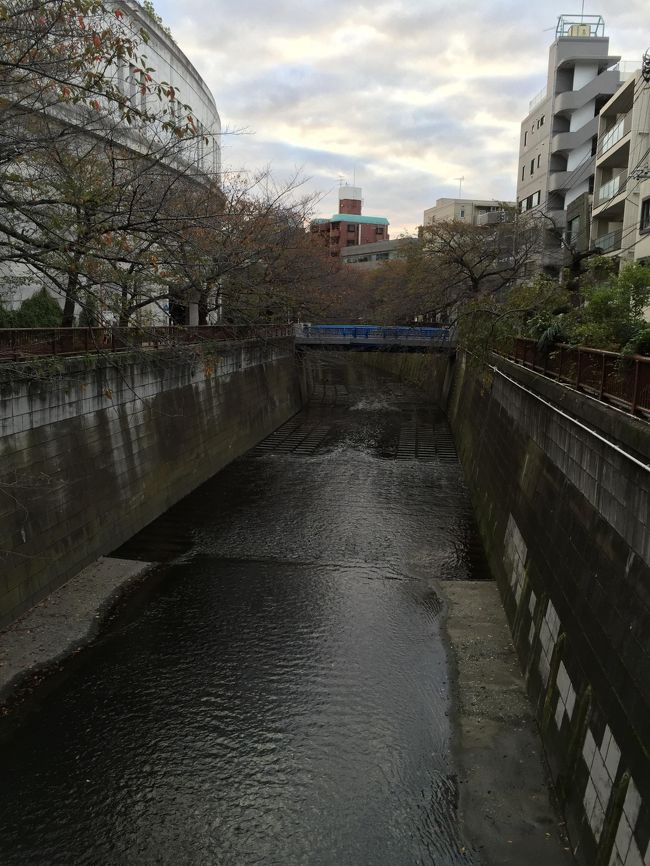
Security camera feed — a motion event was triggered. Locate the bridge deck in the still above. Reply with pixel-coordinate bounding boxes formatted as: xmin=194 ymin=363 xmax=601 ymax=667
xmin=295 ymin=324 xmax=452 ymax=349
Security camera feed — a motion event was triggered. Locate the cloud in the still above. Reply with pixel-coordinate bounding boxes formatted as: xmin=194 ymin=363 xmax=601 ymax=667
xmin=153 ymin=0 xmax=649 ymax=231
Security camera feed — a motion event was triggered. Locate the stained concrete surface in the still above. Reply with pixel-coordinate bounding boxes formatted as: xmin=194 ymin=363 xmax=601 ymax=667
xmin=442 ymin=580 xmax=575 ymax=865
xmin=0 ymin=557 xmax=153 ymax=703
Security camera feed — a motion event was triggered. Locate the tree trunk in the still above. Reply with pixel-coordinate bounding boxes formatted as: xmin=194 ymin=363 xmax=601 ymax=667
xmin=62 ymin=269 xmax=79 ymax=327
xmin=198 ymin=292 xmax=208 ymax=326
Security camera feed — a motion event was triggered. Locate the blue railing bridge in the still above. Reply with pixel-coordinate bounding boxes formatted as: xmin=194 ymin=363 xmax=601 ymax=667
xmin=295 ymin=324 xmax=452 ymax=351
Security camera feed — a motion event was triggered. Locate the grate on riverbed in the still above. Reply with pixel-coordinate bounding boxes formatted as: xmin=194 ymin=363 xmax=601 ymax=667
xmin=433 ymin=425 xmax=458 ymax=462
xmin=252 ymin=419 xmax=331 ymax=456
xmin=395 ymin=421 xmax=458 ymax=463
xmin=312 ymin=382 xmax=350 ymax=406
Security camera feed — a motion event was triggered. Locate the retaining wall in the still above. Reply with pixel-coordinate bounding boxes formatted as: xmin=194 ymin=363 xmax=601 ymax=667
xmin=448 ymin=352 xmax=650 ymax=866
xmin=0 ymin=337 xmax=301 ymax=626
xmin=298 ymin=348 xmax=451 ymax=404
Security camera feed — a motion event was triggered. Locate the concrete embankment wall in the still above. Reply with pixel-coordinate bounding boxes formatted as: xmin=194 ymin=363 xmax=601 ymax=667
xmin=0 ymin=337 xmax=301 ymax=627
xmin=298 ymin=348 xmax=451 ymax=403
xmin=447 ymin=352 xmax=650 ymax=866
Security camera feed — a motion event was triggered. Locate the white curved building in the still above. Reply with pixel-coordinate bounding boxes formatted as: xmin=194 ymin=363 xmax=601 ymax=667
xmin=1 ymin=0 xmax=222 ymax=321
xmin=113 ymin=0 xmax=221 ymax=177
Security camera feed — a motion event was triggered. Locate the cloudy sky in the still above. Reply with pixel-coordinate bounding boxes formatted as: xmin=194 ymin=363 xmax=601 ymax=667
xmin=153 ymin=0 xmax=648 ymax=234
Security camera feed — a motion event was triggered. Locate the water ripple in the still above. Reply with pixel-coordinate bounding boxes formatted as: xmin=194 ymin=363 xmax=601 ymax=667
xmin=0 ymin=368 xmax=484 ymax=865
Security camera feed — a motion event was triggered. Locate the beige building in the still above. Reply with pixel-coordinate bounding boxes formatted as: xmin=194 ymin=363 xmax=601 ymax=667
xmin=590 ymin=70 xmax=650 ymax=264
xmin=516 ymin=15 xmax=621 ymax=273
xmin=422 ymin=198 xmax=514 ymax=226
xmin=339 ymin=238 xmax=416 ymax=268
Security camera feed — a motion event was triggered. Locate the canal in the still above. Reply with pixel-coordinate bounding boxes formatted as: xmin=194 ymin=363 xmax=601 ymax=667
xmin=1 ymin=357 xmax=489 ymax=865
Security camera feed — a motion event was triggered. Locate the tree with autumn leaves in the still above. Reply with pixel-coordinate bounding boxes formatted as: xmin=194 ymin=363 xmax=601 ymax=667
xmin=0 ymin=0 xmax=345 ymax=329
xmin=0 ymin=0 xmax=217 ymax=324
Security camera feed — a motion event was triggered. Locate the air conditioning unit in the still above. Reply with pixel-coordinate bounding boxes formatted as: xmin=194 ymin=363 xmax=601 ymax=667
xmin=569 ymin=23 xmax=591 ymax=37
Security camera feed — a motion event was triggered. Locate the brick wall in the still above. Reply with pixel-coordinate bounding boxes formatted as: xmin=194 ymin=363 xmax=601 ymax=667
xmin=0 ymin=337 xmax=301 ymax=626
xmin=448 ymin=352 xmax=650 ymax=866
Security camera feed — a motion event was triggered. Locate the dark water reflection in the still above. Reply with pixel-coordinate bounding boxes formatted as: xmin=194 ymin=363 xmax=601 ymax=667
xmin=0 ymin=360 xmax=485 ymax=865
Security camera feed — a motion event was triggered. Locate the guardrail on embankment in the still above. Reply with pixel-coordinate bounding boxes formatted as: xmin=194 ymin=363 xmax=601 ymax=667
xmin=510 ymin=337 xmax=650 ymax=418
xmin=0 ymin=325 xmax=292 ymax=362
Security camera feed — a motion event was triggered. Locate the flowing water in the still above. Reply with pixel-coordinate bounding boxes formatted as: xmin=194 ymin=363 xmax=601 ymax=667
xmin=0 ymin=357 xmax=489 ymax=866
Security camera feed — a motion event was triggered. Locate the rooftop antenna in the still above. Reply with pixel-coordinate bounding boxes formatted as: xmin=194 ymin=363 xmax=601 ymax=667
xmin=337 ymin=174 xmax=345 ymax=187
xmin=581 ymin=0 xmax=585 ymax=21
xmin=454 ymin=176 xmax=464 ymax=198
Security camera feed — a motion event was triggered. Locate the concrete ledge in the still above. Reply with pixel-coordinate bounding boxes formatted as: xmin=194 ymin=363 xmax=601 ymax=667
xmin=0 ymin=557 xmax=153 ymax=703
xmin=442 ymin=580 xmax=572 ymax=865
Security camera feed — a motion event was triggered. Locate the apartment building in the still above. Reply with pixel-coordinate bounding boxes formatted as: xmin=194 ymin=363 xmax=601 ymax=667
xmin=516 ymin=14 xmax=621 ymax=273
xmin=422 ymin=198 xmax=514 ymax=226
xmin=340 ymin=238 xmax=416 ymax=268
xmin=311 ymin=187 xmax=389 ymax=256
xmin=590 ymin=70 xmax=650 ymax=263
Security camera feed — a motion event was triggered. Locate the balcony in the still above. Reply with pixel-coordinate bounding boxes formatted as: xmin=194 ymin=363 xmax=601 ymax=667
xmin=476 ymin=210 xmax=511 ymax=226
xmin=596 ymin=172 xmax=627 ymax=205
xmin=598 ymin=112 xmax=631 ymax=157
xmin=548 ymin=159 xmax=593 ymax=192
xmin=592 ymin=228 xmax=623 ymax=253
xmin=551 ymin=116 xmax=598 ymax=154
xmin=554 ymin=70 xmax=621 ymax=113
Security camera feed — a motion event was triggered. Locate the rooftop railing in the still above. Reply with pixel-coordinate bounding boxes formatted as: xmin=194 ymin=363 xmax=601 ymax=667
xmin=609 ymin=60 xmax=641 ymax=80
xmin=528 ymin=86 xmax=547 ymax=112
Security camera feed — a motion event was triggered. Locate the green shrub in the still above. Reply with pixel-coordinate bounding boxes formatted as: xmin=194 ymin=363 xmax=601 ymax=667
xmin=14 ymin=289 xmax=63 ymax=327
xmin=0 ymin=301 xmax=15 ymax=327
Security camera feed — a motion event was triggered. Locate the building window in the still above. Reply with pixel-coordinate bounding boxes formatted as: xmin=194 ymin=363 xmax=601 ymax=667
xmin=521 ymin=165 xmax=525 ymax=181
xmin=532 ymin=190 xmax=541 ymax=207
xmin=346 ymin=240 xmax=356 ymax=246
xmin=539 ymin=115 xmax=545 ymax=126
xmin=530 ymin=159 xmax=535 ymax=175
xmin=375 ymin=227 xmax=384 ymax=234
xmin=640 ymin=198 xmax=650 ymax=233
xmin=567 ymin=215 xmax=581 ymax=245
xmin=459 ymin=209 xmax=465 ymax=218
xmin=347 ymin=224 xmax=355 ymax=232
xmin=524 ymin=131 xmax=528 ymax=146
xmin=537 ymin=154 xmax=541 ymax=168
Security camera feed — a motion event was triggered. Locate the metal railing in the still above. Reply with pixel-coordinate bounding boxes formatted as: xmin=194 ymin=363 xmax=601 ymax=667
xmin=510 ymin=338 xmax=650 ymax=417
xmin=609 ymin=60 xmax=641 ymax=80
xmin=295 ymin=324 xmax=452 ymax=347
xmin=0 ymin=325 xmax=293 ymax=362
xmin=529 ymin=86 xmax=547 ymax=112
xmin=591 ymin=227 xmax=623 ymax=253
